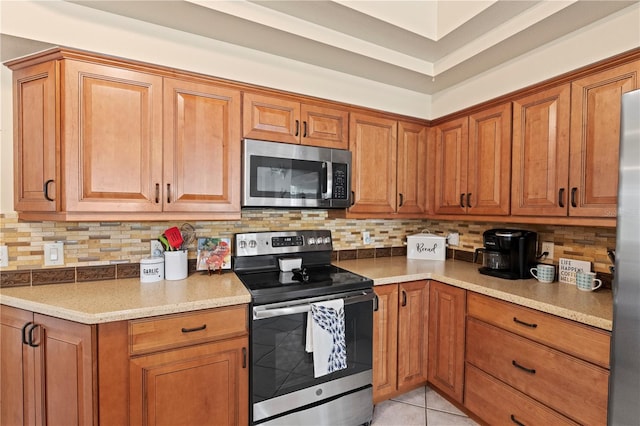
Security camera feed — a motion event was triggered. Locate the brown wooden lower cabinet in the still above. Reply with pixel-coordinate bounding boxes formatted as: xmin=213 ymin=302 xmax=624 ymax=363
xmin=0 ymin=305 xmax=96 ymax=426
xmin=1 ymin=304 xmax=249 ymax=426
xmin=464 ymin=293 xmax=611 ymax=424
xmin=373 ymin=280 xmax=429 ymax=403
xmin=129 ymin=336 xmax=248 ymax=426
xmin=427 ymin=281 xmax=465 ymax=403
xmin=465 ymin=364 xmax=579 ymax=425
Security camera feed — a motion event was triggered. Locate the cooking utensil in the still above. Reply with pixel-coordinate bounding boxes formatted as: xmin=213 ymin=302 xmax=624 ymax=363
xmin=163 ymin=226 xmax=183 ymax=250
xmin=180 ymin=223 xmax=196 ymax=250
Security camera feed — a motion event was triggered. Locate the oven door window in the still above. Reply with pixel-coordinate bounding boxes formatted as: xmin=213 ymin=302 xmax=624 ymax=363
xmin=250 ymin=156 xmax=324 ymax=200
xmin=251 ymin=300 xmax=372 ymax=403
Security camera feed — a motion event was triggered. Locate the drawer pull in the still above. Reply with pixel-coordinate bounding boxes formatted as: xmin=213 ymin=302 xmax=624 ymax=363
xmin=181 ymin=324 xmax=207 ymax=333
xmin=513 ymin=317 xmax=537 ymax=328
xmin=510 ymin=414 xmax=525 ymax=426
xmin=512 ymin=360 xmax=536 ymax=374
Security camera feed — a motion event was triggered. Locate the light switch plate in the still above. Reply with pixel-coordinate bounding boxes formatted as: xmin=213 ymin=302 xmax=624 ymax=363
xmin=0 ymin=245 xmax=8 ymax=267
xmin=44 ymin=242 xmax=64 ymax=266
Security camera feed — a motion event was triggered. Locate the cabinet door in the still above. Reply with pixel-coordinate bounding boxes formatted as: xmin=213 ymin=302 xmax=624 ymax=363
xmin=349 ymin=113 xmax=398 ymax=214
xmin=467 ymin=103 xmax=512 ymax=215
xmin=372 ymin=284 xmax=399 ymax=403
xmin=300 ymin=104 xmax=349 ymax=149
xmin=569 ymin=60 xmax=640 ymax=217
xmin=511 ymin=84 xmax=571 ymax=216
xmin=163 ymin=78 xmax=241 ymax=213
xmin=427 ymin=281 xmax=466 ymax=403
xmin=13 ymin=61 xmax=58 ymax=213
xmin=1 ymin=306 xmax=35 ymax=425
xmin=397 ymin=280 xmax=429 ymax=392
xmin=397 ymin=122 xmax=428 ymax=214
xmin=35 ymin=314 xmax=96 ymax=426
xmin=433 ymin=117 xmax=468 ymax=214
xmin=63 ymin=60 xmax=163 ymax=213
xmin=242 ymin=92 xmax=300 ymax=144
xmin=130 ymin=336 xmax=249 ymax=426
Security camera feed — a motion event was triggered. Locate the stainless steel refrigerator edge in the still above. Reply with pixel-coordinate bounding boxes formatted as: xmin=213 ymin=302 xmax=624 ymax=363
xmin=609 ymin=88 xmax=640 ymax=424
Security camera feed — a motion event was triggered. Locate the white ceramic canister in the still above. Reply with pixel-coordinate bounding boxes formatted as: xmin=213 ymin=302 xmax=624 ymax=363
xmin=140 ymin=257 xmax=164 ymax=283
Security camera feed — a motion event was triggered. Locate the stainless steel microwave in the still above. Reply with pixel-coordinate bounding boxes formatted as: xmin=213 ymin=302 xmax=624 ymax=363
xmin=242 ymin=139 xmax=352 ymax=208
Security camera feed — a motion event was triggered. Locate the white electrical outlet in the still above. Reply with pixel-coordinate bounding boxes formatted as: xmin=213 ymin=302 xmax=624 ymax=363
xmin=44 ymin=242 xmax=64 ymax=266
xmin=0 ymin=245 xmax=8 ymax=267
xmin=362 ymin=231 xmax=371 ymax=245
xmin=447 ymin=233 xmax=460 ymax=246
xmin=150 ymin=239 xmax=164 ymax=257
xmin=541 ymin=242 xmax=555 ymax=260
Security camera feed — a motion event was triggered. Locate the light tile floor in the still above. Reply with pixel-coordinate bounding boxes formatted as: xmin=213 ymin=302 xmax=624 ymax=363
xmin=372 ymin=386 xmax=479 ymax=426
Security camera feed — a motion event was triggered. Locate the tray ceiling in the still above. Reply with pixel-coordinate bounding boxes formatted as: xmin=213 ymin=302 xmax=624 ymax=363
xmin=4 ymin=1 xmax=637 ymax=94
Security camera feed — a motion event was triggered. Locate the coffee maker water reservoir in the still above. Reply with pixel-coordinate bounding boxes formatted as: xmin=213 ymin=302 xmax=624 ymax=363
xmin=474 ymin=229 xmax=538 ymax=279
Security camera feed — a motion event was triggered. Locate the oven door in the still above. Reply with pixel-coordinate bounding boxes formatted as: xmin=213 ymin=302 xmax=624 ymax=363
xmin=251 ymin=290 xmax=373 ymax=424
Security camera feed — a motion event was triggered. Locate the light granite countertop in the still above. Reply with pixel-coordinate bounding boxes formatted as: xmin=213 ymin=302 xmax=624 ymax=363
xmin=0 ymin=272 xmax=251 ymax=324
xmin=335 ymin=257 xmax=613 ymax=331
xmin=0 ymin=258 xmax=612 ymax=330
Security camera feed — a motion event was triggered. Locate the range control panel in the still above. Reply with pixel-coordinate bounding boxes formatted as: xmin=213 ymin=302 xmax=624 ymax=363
xmin=235 ymin=230 xmax=333 ymax=257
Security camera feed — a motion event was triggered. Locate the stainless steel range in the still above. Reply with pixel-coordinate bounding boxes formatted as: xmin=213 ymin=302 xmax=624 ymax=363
xmin=233 ymin=230 xmax=374 ymax=425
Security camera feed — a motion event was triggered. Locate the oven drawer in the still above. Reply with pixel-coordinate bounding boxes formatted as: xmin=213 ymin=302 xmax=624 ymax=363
xmin=129 ymin=305 xmax=247 ymax=355
xmin=467 ymin=292 xmax=610 ymax=367
xmin=466 ymin=317 xmax=609 ymax=425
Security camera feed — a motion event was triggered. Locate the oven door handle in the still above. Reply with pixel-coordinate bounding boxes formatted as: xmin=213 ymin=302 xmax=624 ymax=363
xmin=253 ymin=292 xmax=374 ymax=319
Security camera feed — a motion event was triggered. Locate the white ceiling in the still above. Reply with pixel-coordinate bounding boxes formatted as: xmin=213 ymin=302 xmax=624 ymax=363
xmin=2 ymin=1 xmax=637 ymax=94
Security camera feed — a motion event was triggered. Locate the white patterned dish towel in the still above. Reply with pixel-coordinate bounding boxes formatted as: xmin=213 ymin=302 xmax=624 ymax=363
xmin=305 ymin=299 xmax=347 ymax=378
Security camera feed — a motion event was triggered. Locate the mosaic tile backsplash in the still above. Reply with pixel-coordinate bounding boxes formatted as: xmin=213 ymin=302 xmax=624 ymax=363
xmin=0 ymin=210 xmax=616 ymax=275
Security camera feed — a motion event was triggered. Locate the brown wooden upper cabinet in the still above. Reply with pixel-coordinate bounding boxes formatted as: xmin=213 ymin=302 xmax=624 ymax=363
xmin=242 ymin=92 xmax=349 ymax=149
xmin=349 ymin=112 xmax=428 ymax=216
xmin=9 ymin=51 xmax=241 ymax=221
xmin=434 ymin=103 xmax=512 ymax=215
xmin=512 ymin=60 xmax=640 ymax=217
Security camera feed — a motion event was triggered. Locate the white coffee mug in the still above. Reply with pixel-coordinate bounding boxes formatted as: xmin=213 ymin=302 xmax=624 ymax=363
xmin=575 ymin=270 xmax=602 ymax=291
xmin=530 ymin=264 xmax=555 ymax=283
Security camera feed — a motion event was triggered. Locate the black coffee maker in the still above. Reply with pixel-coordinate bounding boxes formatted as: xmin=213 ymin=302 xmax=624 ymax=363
xmin=473 ymin=229 xmax=538 ymax=279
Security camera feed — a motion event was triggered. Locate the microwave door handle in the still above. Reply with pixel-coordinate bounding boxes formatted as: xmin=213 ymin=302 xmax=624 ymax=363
xmin=322 ymin=162 xmax=332 ymax=200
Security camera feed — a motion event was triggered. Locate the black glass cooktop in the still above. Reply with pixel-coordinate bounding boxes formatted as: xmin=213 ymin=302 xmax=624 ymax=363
xmin=236 ymin=265 xmax=372 ymax=305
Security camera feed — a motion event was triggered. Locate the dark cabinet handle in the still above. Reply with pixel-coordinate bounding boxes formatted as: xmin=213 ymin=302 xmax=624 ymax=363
xmin=242 ymin=347 xmax=247 ymax=368
xmin=466 ymin=193 xmax=471 ymax=208
xmin=181 ymin=324 xmax=207 ymax=333
xmin=155 ymin=183 xmax=160 ymax=204
xmin=167 ymin=183 xmax=171 ymax=203
xmin=27 ymin=323 xmax=40 ymax=347
xmin=21 ymin=321 xmax=34 ymax=345
xmin=295 ymin=120 xmax=300 ymax=137
xmin=510 ymin=414 xmax=525 ymax=426
xmin=558 ymin=188 xmax=565 ymax=208
xmin=571 ymin=187 xmax=577 ymax=208
xmin=513 ymin=317 xmax=537 ymax=328
xmin=398 ymin=193 xmax=404 ymax=207
xmin=401 ymin=290 xmax=407 ymax=307
xmin=373 ymin=294 xmax=379 ymax=312
xmin=512 ymin=360 xmax=536 ymax=374
xmin=303 ymin=121 xmax=308 ymax=138
xmin=350 ymin=191 xmax=355 ymax=207
xmin=460 ymin=193 xmax=465 ymax=208
xmin=44 ymin=179 xmax=55 ymax=201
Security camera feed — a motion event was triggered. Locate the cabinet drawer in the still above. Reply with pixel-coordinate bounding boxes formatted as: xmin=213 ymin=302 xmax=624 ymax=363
xmin=467 ymin=292 xmax=610 ymax=367
xmin=129 ymin=305 xmax=247 ymax=355
xmin=466 ymin=318 xmax=608 ymax=425
xmin=465 ymin=364 xmax=578 ymax=426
